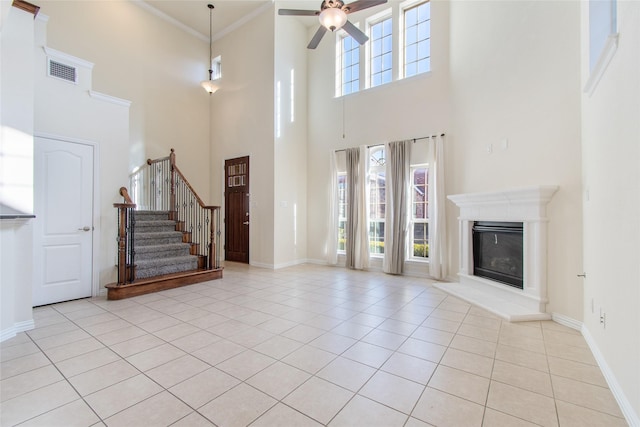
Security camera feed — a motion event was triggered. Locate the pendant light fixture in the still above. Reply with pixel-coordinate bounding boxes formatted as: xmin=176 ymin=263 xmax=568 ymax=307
xmin=201 ymin=3 xmax=219 ymax=94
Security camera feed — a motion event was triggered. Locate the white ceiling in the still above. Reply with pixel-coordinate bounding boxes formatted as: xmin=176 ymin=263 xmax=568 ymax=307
xmin=142 ymin=0 xmax=323 ymax=41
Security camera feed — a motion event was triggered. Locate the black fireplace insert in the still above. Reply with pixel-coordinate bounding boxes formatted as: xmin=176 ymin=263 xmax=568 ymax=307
xmin=472 ymin=221 xmax=524 ymax=289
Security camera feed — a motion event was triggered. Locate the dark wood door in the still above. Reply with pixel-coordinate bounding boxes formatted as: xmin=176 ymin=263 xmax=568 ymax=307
xmin=225 ymin=156 xmax=249 ymax=263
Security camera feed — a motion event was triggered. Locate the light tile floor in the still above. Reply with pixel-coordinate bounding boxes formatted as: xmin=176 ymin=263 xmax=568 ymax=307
xmin=0 ymin=263 xmax=628 ymax=426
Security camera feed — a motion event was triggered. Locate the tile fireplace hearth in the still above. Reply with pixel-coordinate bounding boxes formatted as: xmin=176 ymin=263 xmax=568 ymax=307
xmin=435 ymin=186 xmax=558 ymax=322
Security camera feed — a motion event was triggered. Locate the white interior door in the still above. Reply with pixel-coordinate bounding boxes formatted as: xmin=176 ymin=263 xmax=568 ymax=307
xmin=33 ymin=137 xmax=94 ymax=306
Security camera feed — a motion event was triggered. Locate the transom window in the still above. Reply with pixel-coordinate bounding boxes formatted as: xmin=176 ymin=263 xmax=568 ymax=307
xmin=403 ymin=2 xmax=430 ymax=77
xmin=369 ymin=147 xmax=386 ymax=255
xmin=369 ymin=17 xmax=393 ymax=88
xmin=338 ymin=35 xmax=360 ymax=96
xmin=410 ymin=165 xmax=429 ymax=259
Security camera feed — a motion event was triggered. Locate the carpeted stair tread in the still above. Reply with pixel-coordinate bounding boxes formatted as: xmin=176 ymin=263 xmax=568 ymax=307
xmin=135 ymin=243 xmax=192 ymax=260
xmin=135 ymin=255 xmax=198 ymax=279
xmin=135 ymin=231 xmax=184 ymax=246
xmin=130 ymin=210 xmax=198 ymax=280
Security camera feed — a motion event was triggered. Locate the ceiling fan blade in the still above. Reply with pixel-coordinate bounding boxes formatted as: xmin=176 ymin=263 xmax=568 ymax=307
xmin=342 ymin=20 xmax=369 ymax=45
xmin=278 ymin=9 xmax=319 ymax=16
xmin=343 ymin=0 xmax=387 ymax=14
xmin=307 ymin=26 xmax=328 ymax=49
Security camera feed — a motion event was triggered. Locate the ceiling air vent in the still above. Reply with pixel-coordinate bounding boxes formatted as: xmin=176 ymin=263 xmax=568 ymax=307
xmin=48 ymin=59 xmax=77 ymax=83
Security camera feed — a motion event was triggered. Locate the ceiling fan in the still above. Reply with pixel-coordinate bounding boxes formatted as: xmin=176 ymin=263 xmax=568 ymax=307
xmin=278 ymin=0 xmax=387 ymax=49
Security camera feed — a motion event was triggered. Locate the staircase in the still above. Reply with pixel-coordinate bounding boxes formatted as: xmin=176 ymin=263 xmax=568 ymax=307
xmin=107 ymin=149 xmax=222 ymax=300
xmin=133 ymin=211 xmax=199 ymax=279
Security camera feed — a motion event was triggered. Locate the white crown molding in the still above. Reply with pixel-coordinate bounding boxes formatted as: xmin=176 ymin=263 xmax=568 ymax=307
xmin=212 ymin=2 xmax=272 ymax=43
xmin=132 ymin=0 xmax=208 ymax=42
xmin=43 ymin=46 xmax=94 ymax=70
xmin=132 ymin=0 xmax=273 ymax=44
xmin=88 ymin=91 xmax=132 ymax=108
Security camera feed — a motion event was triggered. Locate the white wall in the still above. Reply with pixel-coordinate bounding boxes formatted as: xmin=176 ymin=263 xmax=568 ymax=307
xmin=0 ymin=6 xmax=36 ymax=341
xmin=448 ymin=0 xmax=583 ymax=320
xmin=581 ymin=1 xmax=640 ymax=422
xmin=209 ymin=7 xmax=275 ymax=267
xmin=34 ymin=16 xmax=130 ymax=288
xmin=40 ymin=1 xmax=211 ymax=198
xmin=273 ymin=11 xmax=309 ymax=267
xmin=1 ymin=6 xmax=34 ymax=216
xmin=306 ymin=0 xmax=451 ymax=266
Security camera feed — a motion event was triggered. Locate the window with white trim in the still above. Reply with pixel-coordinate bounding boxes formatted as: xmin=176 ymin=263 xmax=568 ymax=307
xmin=403 ymin=1 xmax=431 ymax=78
xmin=338 ymin=35 xmax=360 ymax=96
xmin=368 ymin=147 xmax=386 ymax=255
xmin=337 ymin=172 xmax=347 ymax=253
xmin=369 ymin=16 xmax=393 ymax=88
xmin=410 ymin=165 xmax=429 ymax=259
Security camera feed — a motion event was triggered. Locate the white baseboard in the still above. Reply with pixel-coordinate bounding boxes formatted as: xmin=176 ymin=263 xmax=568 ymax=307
xmin=581 ymin=325 xmax=640 ymax=427
xmin=249 ymin=259 xmax=309 ymax=270
xmin=0 ymin=319 xmax=35 ymax=343
xmin=273 ymin=259 xmax=308 ymax=269
xmin=305 ymin=258 xmax=331 ymax=266
xmin=551 ymin=312 xmax=582 ymax=331
xmin=248 ymin=261 xmax=274 ymax=269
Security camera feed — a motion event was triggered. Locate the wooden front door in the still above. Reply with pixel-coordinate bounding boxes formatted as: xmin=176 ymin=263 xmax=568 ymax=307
xmin=225 ymin=156 xmax=249 ymax=263
xmin=33 ymin=137 xmax=94 ymax=306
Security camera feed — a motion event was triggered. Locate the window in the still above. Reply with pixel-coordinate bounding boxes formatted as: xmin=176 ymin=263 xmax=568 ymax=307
xmin=338 ymin=35 xmax=360 ymax=96
xmin=589 ymin=0 xmax=617 ymax=72
xmin=410 ymin=165 xmax=429 ymax=259
xmin=211 ymin=55 xmax=222 ymax=80
xmin=403 ymin=1 xmax=431 ymax=77
xmin=337 ymin=172 xmax=347 ymax=253
xmin=369 ymin=147 xmax=386 ymax=255
xmin=369 ymin=17 xmax=393 ymax=87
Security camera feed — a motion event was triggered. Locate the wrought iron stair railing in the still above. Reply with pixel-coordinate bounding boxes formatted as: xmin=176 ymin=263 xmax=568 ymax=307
xmin=113 ymin=149 xmax=221 ymax=286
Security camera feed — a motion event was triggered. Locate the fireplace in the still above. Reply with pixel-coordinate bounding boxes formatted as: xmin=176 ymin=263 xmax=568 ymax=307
xmin=473 ymin=221 xmax=523 ymax=289
xmin=436 ymin=186 xmax=558 ymax=321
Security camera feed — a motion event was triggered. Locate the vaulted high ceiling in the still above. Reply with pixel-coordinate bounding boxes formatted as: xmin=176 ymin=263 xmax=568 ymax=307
xmin=142 ymin=0 xmax=321 ymax=40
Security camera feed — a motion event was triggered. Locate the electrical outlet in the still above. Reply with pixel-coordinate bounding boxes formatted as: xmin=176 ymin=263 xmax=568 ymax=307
xmin=599 ymin=308 xmax=606 ymax=328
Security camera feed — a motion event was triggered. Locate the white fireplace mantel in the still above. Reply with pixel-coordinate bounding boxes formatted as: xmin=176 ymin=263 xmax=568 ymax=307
xmin=435 ymin=186 xmax=559 ymax=321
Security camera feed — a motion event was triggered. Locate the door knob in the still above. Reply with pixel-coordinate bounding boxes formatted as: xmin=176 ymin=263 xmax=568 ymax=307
xmin=243 ymin=221 xmax=250 ymax=225
xmin=78 ymin=226 xmax=91 ymax=231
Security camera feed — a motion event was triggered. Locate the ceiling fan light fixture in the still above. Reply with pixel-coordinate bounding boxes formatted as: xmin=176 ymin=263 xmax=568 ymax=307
xmin=319 ymin=7 xmax=347 ymax=31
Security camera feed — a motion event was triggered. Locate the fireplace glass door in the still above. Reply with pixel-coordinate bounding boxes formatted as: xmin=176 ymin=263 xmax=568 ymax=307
xmin=472 ymin=221 xmax=524 ymax=289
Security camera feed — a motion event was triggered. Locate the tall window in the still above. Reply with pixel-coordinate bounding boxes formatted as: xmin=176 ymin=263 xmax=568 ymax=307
xmin=337 ymin=173 xmax=347 ymax=253
xmin=404 ymin=2 xmax=431 ymax=77
xmin=369 ymin=148 xmax=386 ymax=255
xmin=339 ymin=35 xmax=360 ymax=96
xmin=369 ymin=17 xmax=392 ymax=87
xmin=410 ymin=165 xmax=429 ymax=259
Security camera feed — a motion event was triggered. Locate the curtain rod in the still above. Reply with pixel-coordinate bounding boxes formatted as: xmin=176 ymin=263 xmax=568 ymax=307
xmin=334 ymin=133 xmax=445 ymax=153
xmin=413 ymin=133 xmax=446 ymax=142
